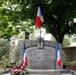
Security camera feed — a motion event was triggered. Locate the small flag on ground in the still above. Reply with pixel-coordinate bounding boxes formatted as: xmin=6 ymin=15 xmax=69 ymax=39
xmin=23 ymin=43 xmax=28 ymax=67
xmin=56 ymin=42 xmax=62 ymax=68
xmin=35 ymin=0 xmax=44 ymax=29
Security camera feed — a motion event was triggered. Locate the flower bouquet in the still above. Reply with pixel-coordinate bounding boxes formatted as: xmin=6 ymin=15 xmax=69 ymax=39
xmin=10 ymin=65 xmax=29 ymax=75
xmin=10 ymin=69 xmax=25 ymax=75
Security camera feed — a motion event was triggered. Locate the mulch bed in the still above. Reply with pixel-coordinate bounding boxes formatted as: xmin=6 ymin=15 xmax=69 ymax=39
xmin=70 ymin=65 xmax=76 ymax=70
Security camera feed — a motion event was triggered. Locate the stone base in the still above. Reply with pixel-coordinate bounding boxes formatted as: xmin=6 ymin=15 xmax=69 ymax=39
xmin=27 ymin=69 xmax=64 ymax=75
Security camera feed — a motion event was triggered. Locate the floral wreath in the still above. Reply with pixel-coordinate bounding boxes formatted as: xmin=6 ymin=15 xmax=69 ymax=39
xmin=10 ymin=63 xmax=29 ymax=75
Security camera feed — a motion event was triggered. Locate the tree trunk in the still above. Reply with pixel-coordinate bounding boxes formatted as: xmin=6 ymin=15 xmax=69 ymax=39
xmin=54 ymin=34 xmax=65 ymax=44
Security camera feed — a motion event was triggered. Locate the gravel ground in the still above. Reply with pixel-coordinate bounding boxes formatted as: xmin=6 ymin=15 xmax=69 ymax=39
xmin=61 ymin=73 xmax=71 ymax=75
xmin=1 ymin=73 xmax=71 ymax=75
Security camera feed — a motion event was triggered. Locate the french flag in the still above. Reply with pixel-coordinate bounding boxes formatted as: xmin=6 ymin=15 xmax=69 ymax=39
xmin=56 ymin=42 xmax=62 ymax=68
xmin=35 ymin=0 xmax=44 ymax=29
xmin=23 ymin=43 xmax=28 ymax=67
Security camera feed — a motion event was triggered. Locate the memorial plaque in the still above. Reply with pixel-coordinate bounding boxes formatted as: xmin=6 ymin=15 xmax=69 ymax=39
xmin=27 ymin=47 xmax=56 ymax=69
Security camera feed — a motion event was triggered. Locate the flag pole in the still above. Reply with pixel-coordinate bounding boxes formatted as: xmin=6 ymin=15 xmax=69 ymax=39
xmin=40 ymin=27 xmax=41 ymax=37
xmin=54 ymin=42 xmax=57 ymax=70
xmin=39 ymin=27 xmax=42 ymax=46
xmin=40 ymin=27 xmax=41 ymax=38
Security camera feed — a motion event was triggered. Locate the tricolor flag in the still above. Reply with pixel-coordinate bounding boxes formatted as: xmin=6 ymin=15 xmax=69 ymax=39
xmin=56 ymin=42 xmax=62 ymax=68
xmin=35 ymin=0 xmax=44 ymax=29
xmin=22 ymin=43 xmax=28 ymax=67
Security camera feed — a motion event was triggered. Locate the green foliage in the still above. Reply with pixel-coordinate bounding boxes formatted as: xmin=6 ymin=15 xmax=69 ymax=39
xmin=43 ymin=0 xmax=76 ymax=43
xmin=51 ymin=35 xmax=71 ymax=47
xmin=0 ymin=38 xmax=10 ymax=69
xmin=0 ymin=38 xmax=10 ymax=59
xmin=0 ymin=0 xmax=34 ymax=40
xmin=0 ymin=0 xmax=76 ymax=43
xmin=64 ymin=61 xmax=72 ymax=66
xmin=64 ymin=61 xmax=76 ymax=66
xmin=0 ymin=55 xmax=11 ymax=70
xmin=72 ymin=35 xmax=76 ymax=42
xmin=62 ymin=36 xmax=71 ymax=47
xmin=9 ymin=0 xmax=76 ymax=43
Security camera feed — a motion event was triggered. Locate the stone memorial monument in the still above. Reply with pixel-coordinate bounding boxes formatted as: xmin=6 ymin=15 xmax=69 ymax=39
xmin=19 ymin=37 xmax=63 ymax=75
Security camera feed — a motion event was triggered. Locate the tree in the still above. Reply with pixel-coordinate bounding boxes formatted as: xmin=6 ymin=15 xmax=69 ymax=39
xmin=51 ymin=35 xmax=71 ymax=47
xmin=1 ymin=0 xmax=76 ymax=43
xmin=0 ymin=0 xmax=34 ymax=40
xmin=0 ymin=1 xmax=20 ymax=40
xmin=43 ymin=0 xmax=76 ymax=44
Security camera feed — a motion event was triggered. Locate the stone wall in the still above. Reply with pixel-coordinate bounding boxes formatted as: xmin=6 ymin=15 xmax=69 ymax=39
xmin=63 ymin=47 xmax=76 ymax=62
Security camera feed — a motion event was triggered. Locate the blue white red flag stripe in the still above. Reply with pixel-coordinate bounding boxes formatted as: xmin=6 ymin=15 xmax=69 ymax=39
xmin=35 ymin=0 xmax=44 ymax=29
xmin=23 ymin=43 xmax=28 ymax=67
xmin=56 ymin=42 xmax=62 ymax=68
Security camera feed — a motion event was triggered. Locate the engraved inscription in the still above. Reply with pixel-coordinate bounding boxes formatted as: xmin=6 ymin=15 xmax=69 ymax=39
xmin=27 ymin=47 xmax=56 ymax=69
xmin=27 ymin=49 xmax=55 ymax=61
